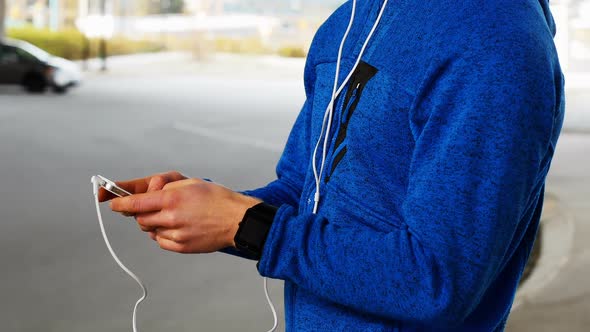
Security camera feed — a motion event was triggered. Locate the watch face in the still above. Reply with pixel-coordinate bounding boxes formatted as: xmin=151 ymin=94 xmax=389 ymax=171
xmin=237 ymin=218 xmax=269 ymax=252
xmin=235 ymin=203 xmax=278 ymax=259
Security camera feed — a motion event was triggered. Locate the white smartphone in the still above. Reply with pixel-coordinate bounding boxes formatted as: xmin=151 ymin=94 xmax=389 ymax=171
xmin=95 ymin=175 xmax=131 ymax=197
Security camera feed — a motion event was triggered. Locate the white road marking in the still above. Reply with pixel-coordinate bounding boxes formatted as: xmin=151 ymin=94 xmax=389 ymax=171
xmin=172 ymin=121 xmax=284 ymax=152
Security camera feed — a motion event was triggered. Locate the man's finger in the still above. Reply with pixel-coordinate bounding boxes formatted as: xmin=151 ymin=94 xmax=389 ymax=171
xmin=155 ymin=228 xmax=187 ymax=243
xmin=147 ymin=171 xmax=186 ymax=192
xmin=147 ymin=176 xmax=168 ymax=192
xmin=135 ymin=211 xmax=168 ymax=229
xmin=138 ymin=222 xmax=156 ymax=232
xmin=162 ymin=178 xmax=204 ymax=190
xmin=110 ymin=191 xmax=165 ymax=214
xmin=135 ymin=210 xmax=178 ymax=229
xmin=156 ymin=235 xmax=186 ymax=253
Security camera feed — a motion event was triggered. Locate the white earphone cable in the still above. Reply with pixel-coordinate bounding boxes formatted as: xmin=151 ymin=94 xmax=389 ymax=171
xmin=92 ymin=176 xmax=276 ymax=332
xmin=312 ymin=0 xmax=358 ymax=214
xmin=263 ymin=277 xmax=278 ymax=332
xmin=91 ymin=177 xmax=147 ymax=332
xmin=312 ymin=0 xmax=389 ymax=214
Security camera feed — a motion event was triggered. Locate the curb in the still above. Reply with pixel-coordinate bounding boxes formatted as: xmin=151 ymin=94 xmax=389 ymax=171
xmin=511 ymin=193 xmax=576 ymax=311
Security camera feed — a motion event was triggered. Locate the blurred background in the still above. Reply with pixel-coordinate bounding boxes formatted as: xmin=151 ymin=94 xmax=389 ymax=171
xmin=0 ymin=0 xmax=588 ymax=331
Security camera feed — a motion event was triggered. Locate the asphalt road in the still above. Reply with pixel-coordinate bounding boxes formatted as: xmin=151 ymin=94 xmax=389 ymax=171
xmin=0 ymin=54 xmax=588 ymax=331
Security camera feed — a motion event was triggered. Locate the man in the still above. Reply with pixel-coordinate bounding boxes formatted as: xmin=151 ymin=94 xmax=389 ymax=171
xmin=100 ymin=0 xmax=565 ymax=330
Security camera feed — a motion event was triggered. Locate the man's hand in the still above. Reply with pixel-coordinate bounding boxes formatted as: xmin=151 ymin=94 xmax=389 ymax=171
xmin=98 ymin=171 xmax=187 ymax=236
xmin=109 ymin=177 xmax=261 ymax=253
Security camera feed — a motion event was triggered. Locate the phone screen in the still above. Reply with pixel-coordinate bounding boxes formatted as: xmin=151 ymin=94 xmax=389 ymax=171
xmin=96 ymin=175 xmax=131 ymax=197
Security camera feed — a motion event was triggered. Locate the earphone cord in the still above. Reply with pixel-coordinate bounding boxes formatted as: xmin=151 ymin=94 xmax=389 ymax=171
xmin=263 ymin=277 xmax=278 ymax=332
xmin=92 ymin=179 xmax=147 ymax=332
xmin=92 ymin=178 xmax=276 ymax=332
xmin=311 ymin=0 xmax=357 ymax=214
xmin=312 ymin=0 xmax=390 ymax=214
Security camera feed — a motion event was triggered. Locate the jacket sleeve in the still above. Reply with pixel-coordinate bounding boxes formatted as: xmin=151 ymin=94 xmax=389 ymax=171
xmin=256 ymin=46 xmax=562 ymax=326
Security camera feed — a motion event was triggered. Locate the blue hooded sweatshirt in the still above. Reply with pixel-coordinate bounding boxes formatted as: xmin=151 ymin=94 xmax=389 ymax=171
xmin=234 ymin=0 xmax=564 ymax=330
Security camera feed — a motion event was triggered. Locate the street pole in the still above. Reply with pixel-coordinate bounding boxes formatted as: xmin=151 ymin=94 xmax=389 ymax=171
xmin=99 ymin=0 xmax=107 ymax=71
xmin=0 ymin=0 xmax=6 ymax=39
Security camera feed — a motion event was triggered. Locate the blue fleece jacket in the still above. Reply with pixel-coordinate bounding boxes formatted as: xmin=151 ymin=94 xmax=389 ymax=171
xmin=238 ymin=0 xmax=564 ymax=330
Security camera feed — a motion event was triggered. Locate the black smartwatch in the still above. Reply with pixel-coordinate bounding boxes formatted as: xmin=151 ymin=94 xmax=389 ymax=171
xmin=234 ymin=202 xmax=278 ymax=260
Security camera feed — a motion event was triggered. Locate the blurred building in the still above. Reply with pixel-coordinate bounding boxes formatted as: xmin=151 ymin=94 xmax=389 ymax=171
xmin=569 ymin=0 xmax=590 ymax=70
xmin=3 ymin=0 xmax=589 ymax=69
xmin=75 ymin=0 xmax=342 ymax=51
xmin=4 ymin=0 xmax=186 ymax=29
xmin=6 ymin=0 xmax=77 ymax=29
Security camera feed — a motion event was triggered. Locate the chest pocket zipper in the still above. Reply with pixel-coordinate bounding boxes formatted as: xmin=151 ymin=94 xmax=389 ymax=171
xmin=325 ymin=60 xmax=378 ymax=183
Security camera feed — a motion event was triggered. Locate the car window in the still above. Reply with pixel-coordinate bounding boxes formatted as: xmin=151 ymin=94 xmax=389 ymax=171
xmin=0 ymin=46 xmax=20 ymax=64
xmin=16 ymin=42 xmax=50 ymax=62
xmin=15 ymin=47 xmax=39 ymax=62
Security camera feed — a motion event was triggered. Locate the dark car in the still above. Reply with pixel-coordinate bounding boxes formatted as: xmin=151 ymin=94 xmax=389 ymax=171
xmin=0 ymin=38 xmax=81 ymax=93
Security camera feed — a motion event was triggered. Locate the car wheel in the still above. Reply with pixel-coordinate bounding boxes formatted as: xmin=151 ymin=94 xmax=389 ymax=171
xmin=23 ymin=74 xmax=47 ymax=93
xmin=52 ymin=85 xmax=68 ymax=94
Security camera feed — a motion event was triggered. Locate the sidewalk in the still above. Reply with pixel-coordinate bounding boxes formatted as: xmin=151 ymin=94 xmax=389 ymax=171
xmin=511 ymin=193 xmax=575 ymax=311
xmin=77 ymin=52 xmax=590 ymax=134
xmin=77 ymin=51 xmax=305 ymax=79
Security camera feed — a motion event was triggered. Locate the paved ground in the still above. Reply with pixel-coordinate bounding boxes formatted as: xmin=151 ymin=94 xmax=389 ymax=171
xmin=0 ymin=53 xmax=588 ymax=331
xmin=0 ymin=55 xmax=304 ymax=332
xmin=506 ymin=132 xmax=590 ymax=331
